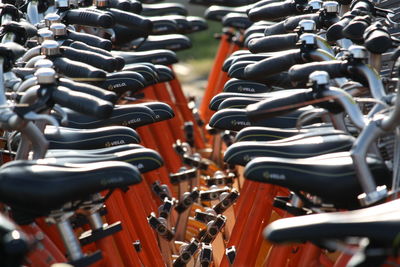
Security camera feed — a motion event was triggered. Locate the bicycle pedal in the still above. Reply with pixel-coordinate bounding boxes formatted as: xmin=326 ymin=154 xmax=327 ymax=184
xmin=170 ymin=168 xmax=197 ymax=185
xmin=173 ymin=238 xmax=200 ymax=266
xmin=183 ymin=154 xmax=209 ymax=170
xmin=200 ymin=215 xmax=226 ymax=243
xmin=175 ymin=188 xmax=200 ymax=213
xmin=79 ymin=221 xmax=122 ymax=246
xmin=204 ymin=172 xmax=235 ymax=187
xmin=199 ymin=243 xmax=213 ymax=266
xmin=273 ymin=197 xmax=308 ymax=216
xmin=194 ymin=210 xmax=217 ymax=224
xmin=147 ymin=213 xmax=175 ymax=241
xmin=159 ymin=198 xmax=175 ymax=219
xmin=212 ymin=189 xmax=239 ymax=214
xmin=200 ymin=187 xmax=230 ymax=201
xmin=225 ymin=246 xmax=236 ymax=264
xmin=152 ymin=181 xmax=172 ymax=201
xmin=184 ymin=121 xmax=194 ymax=147
xmin=68 ymin=250 xmax=102 ymax=267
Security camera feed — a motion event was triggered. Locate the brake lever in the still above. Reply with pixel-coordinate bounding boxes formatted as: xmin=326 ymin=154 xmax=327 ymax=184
xmin=52 ymin=104 xmax=68 ymax=126
xmin=23 ymin=111 xmax=60 ymax=134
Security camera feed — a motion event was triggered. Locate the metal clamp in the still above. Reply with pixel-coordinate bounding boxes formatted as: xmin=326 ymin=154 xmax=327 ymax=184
xmin=173 ymin=238 xmax=200 ymax=266
xmin=212 ymin=189 xmax=239 ymax=214
xmin=175 ymin=188 xmax=200 ymax=213
xmin=147 ymin=213 xmax=174 ymax=241
xmin=200 ymin=187 xmax=230 ymax=201
xmin=200 ymin=215 xmax=226 ymax=243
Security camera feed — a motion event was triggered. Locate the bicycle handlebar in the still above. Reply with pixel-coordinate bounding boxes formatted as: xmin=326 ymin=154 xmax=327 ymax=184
xmin=62 ymin=9 xmax=115 ymax=28
xmin=52 ymin=57 xmax=107 ymax=80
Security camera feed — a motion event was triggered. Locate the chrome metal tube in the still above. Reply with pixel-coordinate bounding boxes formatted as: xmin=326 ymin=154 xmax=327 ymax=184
xmin=56 ymin=220 xmax=84 ymax=261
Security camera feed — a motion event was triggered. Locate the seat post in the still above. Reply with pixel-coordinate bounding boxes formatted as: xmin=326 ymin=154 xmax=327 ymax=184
xmin=53 ymin=213 xmax=84 ymax=261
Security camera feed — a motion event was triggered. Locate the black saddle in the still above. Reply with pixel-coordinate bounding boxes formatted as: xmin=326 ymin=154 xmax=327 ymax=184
xmin=131 ymin=34 xmax=191 ymax=52
xmin=224 ymin=132 xmax=355 ymax=166
xmin=265 ymin=198 xmax=400 ymax=246
xmin=209 ymin=89 xmax=308 ymax=111
xmin=141 ymin=3 xmax=188 ymax=16
xmin=186 ymin=16 xmax=208 ymax=33
xmin=149 ymin=17 xmax=179 ymax=35
xmin=244 ymin=152 xmax=391 ymax=209
xmin=223 ymin=79 xmax=270 ymax=94
xmin=222 ymin=13 xmax=253 ymax=29
xmin=234 ymin=124 xmax=337 ymax=142
xmin=45 ymin=126 xmax=141 ymax=149
xmin=62 ymin=104 xmax=157 ymax=129
xmin=154 ymin=65 xmax=175 ymax=82
xmin=0 ymin=160 xmax=141 ymax=218
xmin=46 ymin=148 xmax=163 ymax=173
xmin=209 ymin=107 xmax=316 ymax=131
xmin=204 ymin=5 xmax=247 ymax=22
xmin=113 ymin=49 xmax=178 ymax=66
xmin=46 ymin=144 xmax=144 ymax=157
xmin=95 ymin=71 xmax=146 ymax=96
xmin=123 ymin=63 xmax=158 ymax=85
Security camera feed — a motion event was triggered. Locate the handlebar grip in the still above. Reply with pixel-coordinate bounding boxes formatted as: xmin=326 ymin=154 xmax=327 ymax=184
xmin=67 ymin=30 xmax=112 ymax=51
xmin=129 ymin=0 xmax=143 ymax=13
xmin=52 ymin=86 xmax=114 ymax=119
xmin=288 ymin=61 xmax=345 ymax=83
xmin=108 ymin=0 xmax=133 ymax=11
xmin=61 ymin=46 xmax=118 ymax=72
xmin=326 ymin=15 xmax=354 ymax=42
xmin=248 ymin=1 xmax=298 ymax=22
xmin=342 ymin=16 xmax=370 ymax=42
xmin=69 ymin=41 xmax=125 ymax=70
xmin=52 ymin=57 xmax=107 ymax=80
xmin=350 ymin=0 xmax=373 ymax=13
xmin=108 ymin=8 xmax=152 ymax=31
xmin=246 ymin=90 xmax=313 ymax=121
xmin=248 ymin=33 xmax=298 ymax=53
xmin=63 ymin=9 xmax=115 ymax=28
xmin=244 ymin=50 xmax=303 ymax=80
xmin=283 ymin=13 xmax=320 ymax=32
xmin=264 ymin=21 xmax=286 ymax=36
xmin=364 ymin=29 xmax=392 ymax=54
xmin=58 ymin=78 xmax=118 ymax=103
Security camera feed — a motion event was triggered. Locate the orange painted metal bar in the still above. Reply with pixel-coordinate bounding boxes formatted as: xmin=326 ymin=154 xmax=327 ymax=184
xmin=105 ymin=193 xmax=143 ymax=266
xmin=121 ymin=189 xmax=165 ymax=266
xmin=199 ymin=31 xmax=235 ymax=119
xmin=263 ymin=245 xmax=292 ymax=267
xmin=167 ymin=70 xmax=206 ymax=149
xmin=35 ymin=218 xmax=64 ymax=252
xmin=202 ymin=42 xmax=240 ymax=123
xmin=220 ymin=180 xmax=258 ymax=267
xmin=95 ymin=235 xmax=125 ymax=267
xmin=297 ymin=243 xmax=322 ymax=267
xmin=231 ymin=184 xmax=278 ymax=266
xmin=151 ymin=84 xmax=186 ymax=142
xmin=332 ymin=252 xmax=352 ymax=267
xmin=22 ymin=223 xmax=67 ymax=265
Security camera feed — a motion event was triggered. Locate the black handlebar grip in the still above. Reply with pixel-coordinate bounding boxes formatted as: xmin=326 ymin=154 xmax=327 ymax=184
xmin=283 ymin=13 xmax=320 ymax=32
xmin=52 ymin=86 xmax=114 ymax=119
xmin=246 ymin=90 xmax=313 ymax=121
xmin=248 ymin=33 xmax=298 ymax=53
xmin=264 ymin=21 xmax=286 ymax=36
xmin=326 ymin=15 xmax=354 ymax=42
xmin=63 ymin=9 xmax=115 ymax=28
xmin=250 ymin=0 xmax=283 ymax=10
xmin=108 ymin=8 xmax=152 ymax=31
xmin=61 ymin=46 xmax=117 ymax=72
xmin=364 ymin=29 xmax=392 ymax=54
xmin=67 ymin=30 xmax=112 ymax=51
xmin=248 ymin=1 xmax=298 ymax=22
xmin=288 ymin=61 xmax=345 ymax=83
xmin=342 ymin=16 xmax=370 ymax=43
xmin=69 ymin=41 xmax=125 ymax=70
xmin=58 ymin=78 xmax=118 ymax=103
xmin=244 ymin=50 xmax=303 ymax=80
xmin=129 ymin=0 xmax=143 ymax=13
xmin=108 ymin=0 xmax=132 ymax=11
xmin=350 ymin=0 xmax=373 ymax=13
xmin=52 ymin=57 xmax=107 ymax=80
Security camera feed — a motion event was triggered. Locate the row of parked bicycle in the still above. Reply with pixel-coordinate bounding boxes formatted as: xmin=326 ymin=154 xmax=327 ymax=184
xmin=0 ymin=0 xmax=399 ymax=266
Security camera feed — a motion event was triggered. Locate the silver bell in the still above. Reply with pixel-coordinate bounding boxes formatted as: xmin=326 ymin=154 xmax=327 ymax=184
xmin=40 ymin=40 xmax=60 ymax=56
xmin=309 ymin=71 xmax=330 ymax=85
xmin=348 ymin=45 xmax=368 ymax=60
xmin=35 ymin=68 xmax=56 ymax=85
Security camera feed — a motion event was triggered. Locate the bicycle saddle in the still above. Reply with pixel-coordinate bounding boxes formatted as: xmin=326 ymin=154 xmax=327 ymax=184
xmin=224 ymin=132 xmax=355 ymax=166
xmin=46 ymin=148 xmax=163 ymax=173
xmin=223 ymin=79 xmax=270 ymax=94
xmin=63 ymin=104 xmax=157 ymax=129
xmin=209 ymin=89 xmax=308 ymax=110
xmin=209 ymin=107 xmax=315 ymax=131
xmin=218 ymin=97 xmax=263 ymax=110
xmin=113 ymin=49 xmax=178 ymax=66
xmin=190 ymin=0 xmax=256 ymax=7
xmin=141 ymin=3 xmax=188 ymax=16
xmin=138 ymin=102 xmax=175 ymax=122
xmin=222 ymin=13 xmax=253 ymax=29
xmin=149 ymin=17 xmax=179 ymax=35
xmin=244 ymin=152 xmax=391 ymax=209
xmin=204 ymin=5 xmax=247 ymax=22
xmin=131 ymin=34 xmax=191 ymax=52
xmin=45 ymin=126 xmax=141 ymax=149
xmin=96 ymin=71 xmax=146 ymax=96
xmin=46 ymin=144 xmax=144 ymax=157
xmin=234 ymin=124 xmax=337 ymax=142
xmin=186 ymin=16 xmax=208 ymax=33
xmin=265 ymin=198 xmax=400 ymax=245
xmin=154 ymin=65 xmax=175 ymax=82
xmin=123 ymin=64 xmax=158 ymax=85
xmin=0 ymin=160 xmax=141 ymax=216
